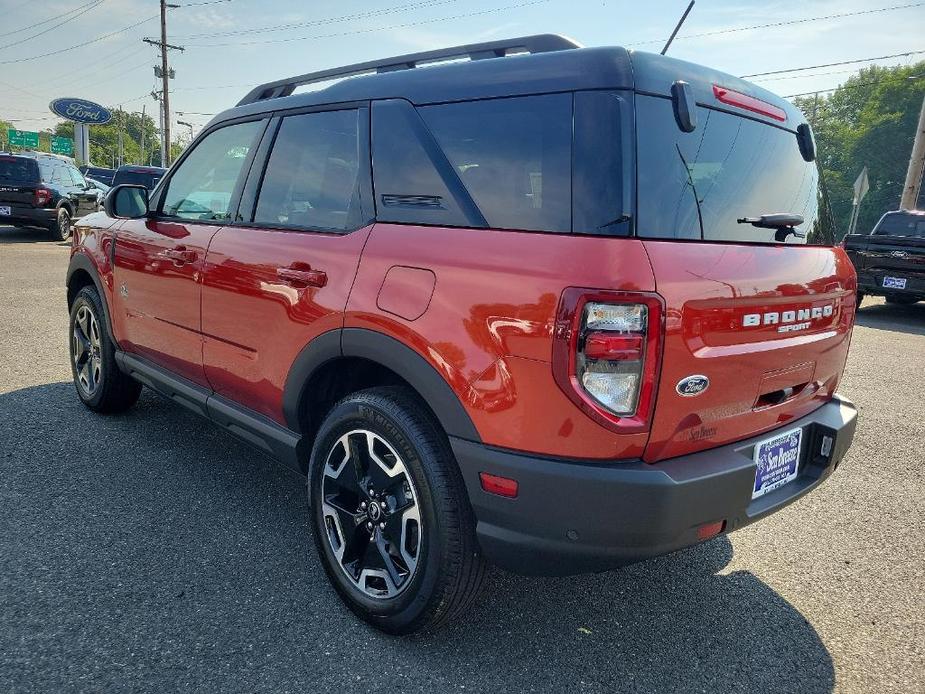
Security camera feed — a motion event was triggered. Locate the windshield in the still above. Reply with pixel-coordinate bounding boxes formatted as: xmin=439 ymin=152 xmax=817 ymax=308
xmin=0 ymin=157 xmax=39 ymax=183
xmin=635 ymin=95 xmax=836 ymax=245
xmin=873 ymin=213 xmax=925 ymax=237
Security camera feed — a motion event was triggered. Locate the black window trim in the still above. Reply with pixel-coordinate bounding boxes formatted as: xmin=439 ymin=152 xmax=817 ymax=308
xmin=148 ymin=114 xmax=272 ymax=227
xmin=228 ymin=100 xmax=375 ymax=236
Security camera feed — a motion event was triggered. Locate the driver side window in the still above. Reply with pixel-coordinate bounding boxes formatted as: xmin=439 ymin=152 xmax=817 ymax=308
xmin=160 ymin=120 xmax=263 ymax=221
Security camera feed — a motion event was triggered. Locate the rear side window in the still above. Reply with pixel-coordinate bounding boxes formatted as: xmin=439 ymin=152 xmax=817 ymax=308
xmin=419 ymin=94 xmax=572 ymax=233
xmin=161 ymin=120 xmax=262 ymax=220
xmin=635 ymin=95 xmax=835 ymax=245
xmin=254 ymin=109 xmax=362 ymax=231
xmin=0 ymin=157 xmax=38 ymax=182
xmin=874 ymin=214 xmax=925 ymax=237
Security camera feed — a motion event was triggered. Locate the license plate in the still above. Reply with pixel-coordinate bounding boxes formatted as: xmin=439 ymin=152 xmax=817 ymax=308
xmin=883 ymin=276 xmax=907 ymax=289
xmin=753 ymin=427 xmax=803 ymax=499
xmin=0 ymin=206 xmax=10 ymax=216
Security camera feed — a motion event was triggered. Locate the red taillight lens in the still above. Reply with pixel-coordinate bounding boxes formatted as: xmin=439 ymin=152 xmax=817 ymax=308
xmin=33 ymin=188 xmax=52 ymax=207
xmin=697 ymin=520 xmax=726 ymax=540
xmin=552 ymin=289 xmax=663 ymax=433
xmin=713 ymin=85 xmax=787 ymax=122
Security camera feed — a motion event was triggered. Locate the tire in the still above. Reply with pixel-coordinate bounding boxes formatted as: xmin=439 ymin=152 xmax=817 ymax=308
xmin=885 ymin=295 xmax=918 ymax=305
xmin=48 ymin=207 xmax=71 ymax=241
xmin=69 ymin=285 xmax=142 ymax=413
xmin=308 ymin=386 xmax=486 ymax=634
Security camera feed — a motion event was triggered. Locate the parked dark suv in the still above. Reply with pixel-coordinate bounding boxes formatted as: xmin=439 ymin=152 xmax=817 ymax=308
xmin=67 ymin=35 xmax=858 ymax=634
xmin=1 ymin=151 xmax=99 ymax=240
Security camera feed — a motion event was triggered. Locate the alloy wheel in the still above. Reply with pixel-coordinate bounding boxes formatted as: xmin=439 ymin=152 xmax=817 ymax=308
xmin=72 ymin=304 xmax=102 ymax=396
xmin=321 ymin=429 xmax=422 ymax=599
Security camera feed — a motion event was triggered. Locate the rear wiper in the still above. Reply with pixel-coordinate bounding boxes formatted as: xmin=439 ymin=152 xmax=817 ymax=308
xmin=737 ymin=213 xmax=805 ymax=242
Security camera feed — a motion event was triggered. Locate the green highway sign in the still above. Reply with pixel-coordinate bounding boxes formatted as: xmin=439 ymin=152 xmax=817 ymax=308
xmin=7 ymin=129 xmax=39 ymax=149
xmin=51 ymin=136 xmax=73 ymax=155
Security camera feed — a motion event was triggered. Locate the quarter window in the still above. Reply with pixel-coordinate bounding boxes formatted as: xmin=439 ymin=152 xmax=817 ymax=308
xmin=419 ymin=94 xmax=572 ymax=233
xmin=161 ymin=120 xmax=262 ymax=221
xmin=254 ymin=109 xmax=362 ymax=231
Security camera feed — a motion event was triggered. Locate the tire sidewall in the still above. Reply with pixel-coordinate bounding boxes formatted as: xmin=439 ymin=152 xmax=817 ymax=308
xmin=308 ymin=395 xmax=447 ymax=627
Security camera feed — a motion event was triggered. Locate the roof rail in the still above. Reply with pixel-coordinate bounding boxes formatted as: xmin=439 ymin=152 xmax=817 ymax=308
xmin=236 ymin=34 xmax=582 ymax=106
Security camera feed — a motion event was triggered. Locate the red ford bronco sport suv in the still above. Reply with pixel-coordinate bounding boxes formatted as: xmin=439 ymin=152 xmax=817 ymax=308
xmin=67 ymin=35 xmax=858 ymax=634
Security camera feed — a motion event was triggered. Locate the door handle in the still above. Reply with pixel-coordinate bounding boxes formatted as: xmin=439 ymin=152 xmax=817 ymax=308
xmin=161 ymin=246 xmax=197 ymax=265
xmin=277 ymin=266 xmax=327 ymax=288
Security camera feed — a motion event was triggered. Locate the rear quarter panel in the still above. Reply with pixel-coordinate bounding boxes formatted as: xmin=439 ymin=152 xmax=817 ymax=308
xmin=346 ymin=223 xmax=657 ymax=459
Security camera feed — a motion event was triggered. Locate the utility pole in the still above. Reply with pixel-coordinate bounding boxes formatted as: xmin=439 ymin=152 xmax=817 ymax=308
xmin=900 ymin=91 xmax=925 ymax=210
xmin=143 ymin=1 xmax=182 ymax=167
xmin=140 ymin=104 xmax=146 ymax=165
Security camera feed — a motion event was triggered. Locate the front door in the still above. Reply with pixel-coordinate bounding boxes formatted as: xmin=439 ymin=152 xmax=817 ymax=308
xmin=201 ymin=107 xmax=373 ymax=424
xmin=112 ymin=119 xmax=267 ymax=386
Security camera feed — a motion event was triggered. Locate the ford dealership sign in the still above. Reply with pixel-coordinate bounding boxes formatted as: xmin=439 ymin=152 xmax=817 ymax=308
xmin=49 ymin=98 xmax=112 ymax=125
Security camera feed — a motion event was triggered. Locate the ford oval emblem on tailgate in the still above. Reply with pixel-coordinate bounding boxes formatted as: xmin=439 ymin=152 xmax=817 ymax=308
xmin=677 ymin=375 xmax=709 ymax=397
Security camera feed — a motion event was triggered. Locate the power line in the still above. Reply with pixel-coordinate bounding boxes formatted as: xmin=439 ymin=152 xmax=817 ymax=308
xmin=783 ymin=74 xmax=924 ymax=99
xmin=0 ymin=0 xmax=101 ymax=39
xmin=174 ymin=0 xmax=458 ymax=40
xmin=628 ymin=2 xmax=925 ymax=47
xmin=740 ymin=50 xmax=925 ymax=78
xmin=187 ymin=0 xmax=549 ymax=48
xmin=0 ymin=0 xmax=106 ymax=51
xmin=0 ymin=15 xmax=157 ymax=65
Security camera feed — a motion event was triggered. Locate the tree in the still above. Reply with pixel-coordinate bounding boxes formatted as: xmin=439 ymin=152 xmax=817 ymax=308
xmin=794 ymin=62 xmax=925 ymax=236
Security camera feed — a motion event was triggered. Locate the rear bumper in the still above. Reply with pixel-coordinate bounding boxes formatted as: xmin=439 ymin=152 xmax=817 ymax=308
xmin=452 ymin=395 xmax=857 ymax=576
xmin=0 ymin=206 xmax=56 ymax=228
xmin=857 ymin=270 xmax=925 ymax=298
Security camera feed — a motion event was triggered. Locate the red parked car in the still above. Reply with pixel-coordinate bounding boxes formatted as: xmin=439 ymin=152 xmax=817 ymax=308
xmin=66 ymin=35 xmax=858 ymax=634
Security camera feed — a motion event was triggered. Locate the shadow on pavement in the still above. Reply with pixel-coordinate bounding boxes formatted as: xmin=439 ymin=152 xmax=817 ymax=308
xmin=0 ymin=225 xmax=66 ymax=246
xmin=855 ymin=298 xmax=925 ymax=337
xmin=0 ymin=382 xmax=834 ymax=693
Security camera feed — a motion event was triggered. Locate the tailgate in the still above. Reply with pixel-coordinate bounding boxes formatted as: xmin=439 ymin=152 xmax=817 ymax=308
xmin=861 ymin=235 xmax=925 ymax=283
xmin=0 ymin=183 xmax=37 ymax=208
xmin=643 ymin=241 xmax=856 ymax=463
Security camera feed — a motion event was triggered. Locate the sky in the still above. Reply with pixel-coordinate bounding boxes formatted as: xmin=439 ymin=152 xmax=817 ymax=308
xmin=1 ymin=0 xmax=923 ymax=137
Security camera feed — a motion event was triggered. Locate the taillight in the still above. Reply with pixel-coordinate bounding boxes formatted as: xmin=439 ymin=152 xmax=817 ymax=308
xmin=553 ymin=289 xmax=663 ymax=433
xmin=33 ymin=188 xmax=52 ymax=207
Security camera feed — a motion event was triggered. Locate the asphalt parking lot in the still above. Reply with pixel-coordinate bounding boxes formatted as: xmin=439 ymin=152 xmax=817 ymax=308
xmin=0 ymin=225 xmax=922 ymax=693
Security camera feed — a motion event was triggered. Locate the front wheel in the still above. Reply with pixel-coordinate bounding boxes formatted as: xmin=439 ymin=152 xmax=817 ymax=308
xmin=308 ymin=387 xmax=486 ymax=634
xmin=69 ymin=285 xmax=141 ymax=412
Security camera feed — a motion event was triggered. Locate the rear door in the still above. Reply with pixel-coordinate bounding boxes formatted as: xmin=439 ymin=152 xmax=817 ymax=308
xmin=633 ymin=94 xmax=855 ymax=462
xmin=200 ymin=106 xmax=373 ymax=423
xmin=112 ymin=119 xmax=265 ymax=385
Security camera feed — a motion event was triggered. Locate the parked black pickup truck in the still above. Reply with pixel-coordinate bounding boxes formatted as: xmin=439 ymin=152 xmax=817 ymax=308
xmin=843 ymin=210 xmax=925 ymax=305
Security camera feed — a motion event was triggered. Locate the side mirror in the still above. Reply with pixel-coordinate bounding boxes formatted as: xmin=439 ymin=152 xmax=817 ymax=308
xmin=105 ymin=184 xmax=149 ymax=219
xmin=797 ymin=123 xmax=816 ymax=162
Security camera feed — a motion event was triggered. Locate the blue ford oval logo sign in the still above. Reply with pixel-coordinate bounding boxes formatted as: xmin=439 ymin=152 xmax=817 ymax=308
xmin=676 ymin=375 xmax=709 ymax=397
xmin=49 ymin=98 xmax=112 ymax=125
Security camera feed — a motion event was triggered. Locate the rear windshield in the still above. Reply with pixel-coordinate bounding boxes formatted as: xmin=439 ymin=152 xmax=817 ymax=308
xmin=873 ymin=213 xmax=925 ymax=237
xmin=114 ymin=170 xmax=163 ymax=189
xmin=635 ymin=95 xmax=835 ymax=245
xmin=0 ymin=157 xmax=39 ymax=183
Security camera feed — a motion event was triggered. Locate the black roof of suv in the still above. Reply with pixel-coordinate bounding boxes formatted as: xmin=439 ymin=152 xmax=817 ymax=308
xmin=209 ymin=34 xmax=803 ymax=130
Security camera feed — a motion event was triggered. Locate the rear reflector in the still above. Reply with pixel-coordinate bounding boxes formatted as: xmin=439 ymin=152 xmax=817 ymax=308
xmin=583 ymin=332 xmax=643 ymax=361
xmin=697 ymin=520 xmax=726 ymax=540
xmin=713 ymin=85 xmax=786 ymax=122
xmin=479 ymin=472 xmax=518 ymax=498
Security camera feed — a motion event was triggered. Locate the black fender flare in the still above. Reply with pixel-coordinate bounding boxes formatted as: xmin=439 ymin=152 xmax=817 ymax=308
xmin=66 ymin=252 xmax=118 ymax=347
xmin=281 ymin=328 xmax=481 ymax=443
